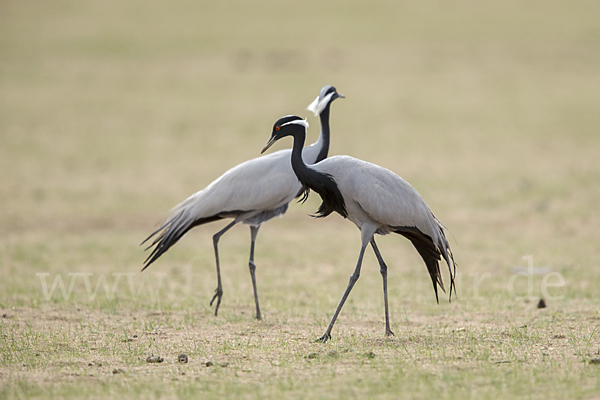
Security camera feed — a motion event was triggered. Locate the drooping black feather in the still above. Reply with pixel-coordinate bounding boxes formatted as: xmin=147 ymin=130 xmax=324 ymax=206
xmin=293 ymin=167 xmax=347 ymax=219
xmin=296 ymin=185 xmax=310 ymax=204
xmin=393 ymin=226 xmax=446 ymax=304
xmin=434 ymin=222 xmax=457 ymax=300
xmin=142 ymin=213 xmax=226 ymax=271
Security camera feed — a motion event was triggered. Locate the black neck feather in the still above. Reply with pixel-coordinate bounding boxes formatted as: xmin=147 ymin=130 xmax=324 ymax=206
xmin=314 ymin=106 xmax=331 ymax=163
xmin=289 ymin=127 xmax=347 ymax=219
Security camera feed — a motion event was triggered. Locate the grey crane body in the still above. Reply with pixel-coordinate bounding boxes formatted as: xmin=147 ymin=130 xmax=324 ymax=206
xmin=142 ymin=87 xmax=343 ymax=320
xmin=314 ymin=156 xmax=444 ymax=239
xmin=261 ymin=115 xmax=456 ymax=342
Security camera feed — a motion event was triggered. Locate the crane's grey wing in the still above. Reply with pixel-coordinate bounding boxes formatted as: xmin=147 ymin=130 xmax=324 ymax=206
xmin=187 ymin=149 xmax=300 ymax=217
xmin=142 ymin=149 xmax=301 ymax=269
xmin=324 ymin=157 xmax=438 ymax=237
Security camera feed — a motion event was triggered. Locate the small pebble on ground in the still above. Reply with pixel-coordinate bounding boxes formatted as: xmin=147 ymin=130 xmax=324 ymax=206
xmin=146 ymin=355 xmax=164 ymax=363
xmin=537 ymin=299 xmax=547 ymax=309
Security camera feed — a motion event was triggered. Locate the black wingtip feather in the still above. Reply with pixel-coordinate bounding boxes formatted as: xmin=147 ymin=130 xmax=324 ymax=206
xmin=447 ymin=250 xmax=458 ymax=302
xmin=394 ymin=226 xmax=454 ymax=303
xmin=141 ymin=213 xmax=224 ymax=271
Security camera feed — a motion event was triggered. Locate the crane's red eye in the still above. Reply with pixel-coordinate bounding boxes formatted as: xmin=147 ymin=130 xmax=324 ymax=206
xmin=275 ymin=126 xmax=280 ymax=130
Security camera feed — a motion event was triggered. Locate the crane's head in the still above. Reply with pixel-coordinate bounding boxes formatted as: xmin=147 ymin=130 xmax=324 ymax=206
xmin=307 ymin=85 xmax=345 ymax=116
xmin=261 ymin=115 xmax=308 ymax=154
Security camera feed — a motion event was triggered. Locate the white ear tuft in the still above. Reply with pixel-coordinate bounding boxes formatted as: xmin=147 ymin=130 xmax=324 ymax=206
xmin=306 ymin=95 xmax=320 ymax=116
xmin=308 ymin=92 xmax=335 ymax=116
xmin=281 ymin=118 xmax=309 ymax=129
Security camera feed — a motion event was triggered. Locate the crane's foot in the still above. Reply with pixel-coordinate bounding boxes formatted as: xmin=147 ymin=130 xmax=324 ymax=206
xmin=255 ymin=310 xmax=262 ymax=321
xmin=385 ymin=328 xmax=395 ymax=337
xmin=210 ymin=287 xmax=223 ymax=316
xmin=315 ymin=333 xmax=331 ymax=343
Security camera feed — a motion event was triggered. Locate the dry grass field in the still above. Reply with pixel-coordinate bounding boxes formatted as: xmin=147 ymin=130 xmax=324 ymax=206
xmin=1 ymin=0 xmax=600 ymax=398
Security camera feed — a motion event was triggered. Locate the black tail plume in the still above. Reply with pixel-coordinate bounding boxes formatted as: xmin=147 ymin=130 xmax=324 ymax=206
xmin=141 ymin=212 xmax=223 ymax=271
xmin=393 ymin=226 xmax=448 ymax=303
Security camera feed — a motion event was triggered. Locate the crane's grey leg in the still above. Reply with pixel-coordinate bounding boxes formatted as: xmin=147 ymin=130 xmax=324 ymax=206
xmin=210 ymin=220 xmax=237 ymax=316
xmin=249 ymin=225 xmax=262 ymax=320
xmin=316 ymin=238 xmax=369 ymax=343
xmin=370 ymin=238 xmax=394 ymax=337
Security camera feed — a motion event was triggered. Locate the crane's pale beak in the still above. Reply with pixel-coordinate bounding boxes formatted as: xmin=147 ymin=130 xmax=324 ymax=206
xmin=337 ymin=92 xmax=346 ymax=99
xmin=261 ymin=136 xmax=277 ymax=154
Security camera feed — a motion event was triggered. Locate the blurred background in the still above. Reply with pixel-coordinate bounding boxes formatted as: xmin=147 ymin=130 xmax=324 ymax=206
xmin=1 ymin=0 xmax=599 ymax=309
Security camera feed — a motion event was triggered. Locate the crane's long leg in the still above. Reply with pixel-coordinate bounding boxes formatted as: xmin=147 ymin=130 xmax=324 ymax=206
xmin=370 ymin=238 xmax=394 ymax=337
xmin=210 ymin=220 xmax=237 ymax=316
xmin=316 ymin=239 xmax=369 ymax=343
xmin=248 ymin=225 xmax=262 ymax=320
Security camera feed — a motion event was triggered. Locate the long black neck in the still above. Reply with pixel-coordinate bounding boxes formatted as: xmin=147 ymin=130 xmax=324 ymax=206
xmin=289 ymin=127 xmax=347 ymax=219
xmin=314 ymin=105 xmax=331 ymax=163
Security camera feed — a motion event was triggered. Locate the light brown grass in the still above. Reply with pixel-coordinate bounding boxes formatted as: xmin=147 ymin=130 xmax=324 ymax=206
xmin=1 ymin=0 xmax=600 ymax=398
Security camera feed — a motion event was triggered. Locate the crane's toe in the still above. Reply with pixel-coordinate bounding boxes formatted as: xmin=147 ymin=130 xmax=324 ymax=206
xmin=210 ymin=287 xmax=223 ymax=316
xmin=315 ymin=333 xmax=331 ymax=343
xmin=385 ymin=328 xmax=395 ymax=337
